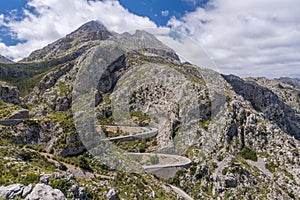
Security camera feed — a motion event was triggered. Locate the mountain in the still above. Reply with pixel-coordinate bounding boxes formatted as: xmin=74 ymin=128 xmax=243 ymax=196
xmin=0 ymin=55 xmax=13 ymax=64
xmin=21 ymin=20 xmax=112 ymax=63
xmin=0 ymin=21 xmax=299 ymax=200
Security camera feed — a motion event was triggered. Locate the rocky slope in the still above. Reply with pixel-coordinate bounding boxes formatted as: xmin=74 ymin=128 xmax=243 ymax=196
xmin=0 ymin=21 xmax=299 ymax=200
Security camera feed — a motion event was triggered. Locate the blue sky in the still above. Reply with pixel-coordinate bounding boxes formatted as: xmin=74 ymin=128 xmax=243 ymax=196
xmin=118 ymin=0 xmax=208 ymax=26
xmin=0 ymin=0 xmax=27 ymax=45
xmin=0 ymin=0 xmax=299 ymax=78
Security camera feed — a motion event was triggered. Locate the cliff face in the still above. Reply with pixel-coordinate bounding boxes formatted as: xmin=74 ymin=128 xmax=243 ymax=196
xmin=223 ymin=75 xmax=300 ymax=140
xmin=0 ymin=21 xmax=299 ymax=200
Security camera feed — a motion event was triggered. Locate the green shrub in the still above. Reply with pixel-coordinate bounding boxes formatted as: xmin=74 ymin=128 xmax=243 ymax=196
xmin=199 ymin=119 xmax=211 ymax=131
xmin=19 ymin=150 xmax=33 ymax=161
xmin=77 ymin=155 xmax=90 ymax=170
xmin=222 ymin=167 xmax=228 ymax=175
xmin=130 ymin=110 xmax=151 ymax=126
xmin=0 ymin=177 xmax=5 ymax=185
xmin=20 ymin=172 xmax=39 ymax=185
xmin=190 ymin=165 xmax=197 ymax=176
xmin=151 ymin=140 xmax=157 ymax=146
xmin=139 ymin=146 xmax=146 ymax=153
xmin=217 ymin=154 xmax=224 ymax=161
xmin=265 ymin=162 xmax=276 ymax=172
xmin=36 ymin=145 xmax=46 ymax=152
xmin=288 ymin=192 xmax=295 ymax=198
xmin=58 ymin=163 xmax=67 ymax=171
xmin=239 ymin=146 xmax=257 ymax=161
xmin=49 ymin=178 xmax=72 ymax=195
xmin=138 ymin=141 xmax=148 ymax=153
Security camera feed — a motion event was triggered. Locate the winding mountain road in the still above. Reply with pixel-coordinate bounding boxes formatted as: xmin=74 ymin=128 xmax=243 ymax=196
xmin=97 ymin=125 xmax=191 ymax=171
xmin=98 ymin=125 xmax=194 ymax=200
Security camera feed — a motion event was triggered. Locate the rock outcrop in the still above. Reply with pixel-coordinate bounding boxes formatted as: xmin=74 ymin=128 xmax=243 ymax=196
xmin=223 ymin=74 xmax=300 ymax=140
xmin=0 ymin=184 xmax=26 ymax=199
xmin=106 ymin=188 xmax=120 ymax=200
xmin=25 ymin=184 xmax=66 ymax=200
xmin=0 ymin=82 xmax=20 ymax=104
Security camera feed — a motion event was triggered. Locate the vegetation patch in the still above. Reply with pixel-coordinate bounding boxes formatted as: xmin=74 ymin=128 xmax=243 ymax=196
xmin=114 ymin=137 xmax=158 ymax=153
xmin=265 ymin=161 xmax=277 ymax=172
xmin=49 ymin=177 xmax=72 ymax=196
xmin=0 ymin=100 xmax=22 ymax=119
xmin=222 ymin=167 xmax=229 ymax=175
xmin=199 ymin=119 xmax=211 ymax=131
xmin=239 ymin=146 xmax=258 ymax=161
xmin=130 ymin=110 xmax=151 ymax=126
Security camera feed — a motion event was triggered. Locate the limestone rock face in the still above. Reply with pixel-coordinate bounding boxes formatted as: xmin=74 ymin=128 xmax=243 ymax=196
xmin=223 ymin=74 xmax=300 ymax=140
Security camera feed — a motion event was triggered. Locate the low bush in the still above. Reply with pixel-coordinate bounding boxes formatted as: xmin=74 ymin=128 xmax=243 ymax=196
xmin=239 ymin=146 xmax=257 ymax=161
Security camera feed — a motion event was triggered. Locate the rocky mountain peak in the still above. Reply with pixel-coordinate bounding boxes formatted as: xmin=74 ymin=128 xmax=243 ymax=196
xmin=68 ymin=20 xmax=107 ymax=36
xmin=21 ymin=20 xmax=112 ymax=62
xmin=0 ymin=55 xmax=13 ymax=64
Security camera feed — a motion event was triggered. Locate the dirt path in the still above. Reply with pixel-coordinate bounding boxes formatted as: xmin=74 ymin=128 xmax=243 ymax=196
xmin=33 ymin=151 xmax=113 ymax=180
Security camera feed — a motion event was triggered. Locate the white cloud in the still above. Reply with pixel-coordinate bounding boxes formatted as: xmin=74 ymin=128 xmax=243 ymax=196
xmin=141 ymin=27 xmax=216 ymax=69
xmin=0 ymin=14 xmax=4 ymax=25
xmin=168 ymin=0 xmax=300 ymax=77
xmin=0 ymin=0 xmax=157 ymax=61
xmin=161 ymin=10 xmax=169 ymax=17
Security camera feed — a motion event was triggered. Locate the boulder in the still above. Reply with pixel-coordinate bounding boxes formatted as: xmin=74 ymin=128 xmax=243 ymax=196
xmin=106 ymin=188 xmax=119 ymax=200
xmin=40 ymin=173 xmax=52 ymax=184
xmin=22 ymin=184 xmax=33 ymax=198
xmin=224 ymin=174 xmax=238 ymax=188
xmin=0 ymin=184 xmax=24 ymax=199
xmin=69 ymin=185 xmax=88 ymax=200
xmin=25 ymin=183 xmax=66 ymax=200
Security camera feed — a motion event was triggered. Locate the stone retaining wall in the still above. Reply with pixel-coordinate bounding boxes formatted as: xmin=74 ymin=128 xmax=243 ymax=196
xmin=0 ymin=119 xmax=24 ymax=126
